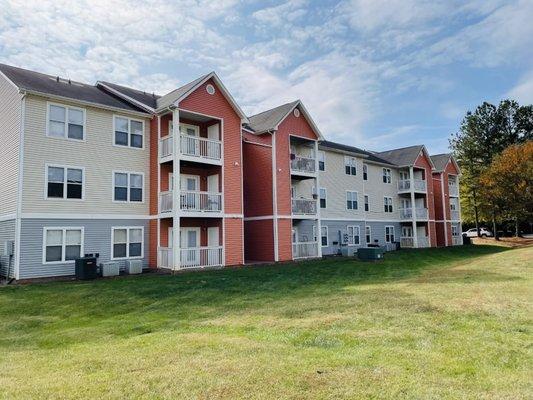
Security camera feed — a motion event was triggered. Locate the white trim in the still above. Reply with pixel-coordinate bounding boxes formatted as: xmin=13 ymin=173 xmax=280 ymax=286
xmin=344 ymin=156 xmax=357 ymax=176
xmin=45 ymin=101 xmax=86 ymax=142
xmin=382 ymin=168 xmax=392 ymax=184
xmin=345 ymin=190 xmax=358 ymax=211
xmin=321 ymin=225 xmax=328 ymax=247
xmin=96 ymin=82 xmax=155 ymax=113
xmin=179 ymin=122 xmax=200 ymax=137
xmin=14 ymin=94 xmax=26 ymax=280
xmin=112 ymin=170 xmax=145 ymax=204
xmin=21 ymin=213 xmax=152 ymax=220
xmin=272 ymin=132 xmax=279 ymax=262
xmin=347 ymin=225 xmax=361 ymax=245
xmin=365 ymin=225 xmax=372 ymax=245
xmin=321 ymin=218 xmax=400 ymax=222
xmin=111 ymin=226 xmax=145 ymax=260
xmin=384 ymin=196 xmax=393 ymax=213
xmin=112 ymin=114 xmax=145 ymax=150
xmin=242 ymin=139 xmax=272 ymax=148
xmin=244 ymin=215 xmax=274 ymax=221
xmin=0 ymin=69 xmax=19 ymax=90
xmin=440 ymin=174 xmax=448 ymax=246
xmin=42 ymin=226 xmax=85 ymax=265
xmin=385 ymin=225 xmax=395 ymax=243
xmin=0 ymin=214 xmax=17 ymax=222
xmin=44 ymin=163 xmax=86 ymax=201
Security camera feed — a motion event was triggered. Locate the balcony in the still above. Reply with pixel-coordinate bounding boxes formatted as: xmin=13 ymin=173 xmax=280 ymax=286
xmin=399 ymin=207 xmax=429 ymax=220
xmin=398 ymin=179 xmax=427 ymax=193
xmin=450 ymin=210 xmax=460 ymax=221
xmin=452 ymin=236 xmax=462 ymax=246
xmin=290 ymin=155 xmax=316 ymax=175
xmin=158 ymin=135 xmax=223 ymax=164
xmin=159 ymin=190 xmax=223 ymax=214
xmin=400 ymin=236 xmax=430 ymax=248
xmin=292 ymin=198 xmax=317 ymax=216
xmin=158 ymin=246 xmax=223 ymax=269
xmin=292 ymin=241 xmax=319 ymax=259
xmin=449 ymin=184 xmax=459 ymax=197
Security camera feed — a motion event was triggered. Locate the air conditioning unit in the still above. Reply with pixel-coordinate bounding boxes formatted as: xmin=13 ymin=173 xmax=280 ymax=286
xmin=3 ymin=241 xmax=14 ymax=256
xmin=125 ymin=260 xmax=143 ymax=275
xmin=101 ymin=262 xmax=119 ymax=277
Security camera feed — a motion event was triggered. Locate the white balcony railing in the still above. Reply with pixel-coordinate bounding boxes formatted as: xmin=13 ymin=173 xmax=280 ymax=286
xmin=418 ymin=236 xmax=430 ymax=248
xmin=400 ymin=237 xmax=414 ymax=248
xmin=159 ymin=191 xmax=173 ymax=213
xmin=292 ymin=199 xmax=317 ymax=215
xmin=159 ymin=135 xmax=173 ymax=159
xmin=450 ymin=210 xmax=460 ymax=221
xmin=180 ymin=247 xmax=223 ymax=268
xmin=452 ymin=236 xmax=462 ymax=246
xmin=290 ymin=155 xmax=316 ymax=174
xmin=449 ymin=185 xmax=459 ymax=197
xmin=399 ymin=208 xmax=429 ymax=220
xmin=180 ymin=191 xmax=222 ymax=213
xmin=292 ymin=241 xmax=319 ymax=259
xmin=398 ymin=179 xmax=427 ymax=192
xmin=180 ymin=135 xmax=222 ymax=161
xmin=158 ymin=247 xmax=173 ymax=269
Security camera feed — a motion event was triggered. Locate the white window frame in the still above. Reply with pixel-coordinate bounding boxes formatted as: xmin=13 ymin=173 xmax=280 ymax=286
xmin=112 ymin=171 xmax=145 ymax=203
xmin=364 ymin=194 xmax=369 ymax=212
xmin=383 ymin=168 xmax=392 ymax=184
xmin=344 ymin=156 xmax=357 ymax=176
xmin=179 ymin=123 xmax=200 ymax=137
xmin=46 ymin=102 xmax=86 ymax=142
xmin=365 ymin=226 xmax=371 ymax=244
xmin=384 ymin=197 xmax=393 ymax=213
xmin=346 ymin=190 xmax=358 ymax=210
xmin=385 ymin=226 xmax=395 ymax=243
xmin=42 ymin=227 xmax=84 ymax=265
xmin=451 ymin=225 xmax=459 ymax=237
xmin=319 ymin=187 xmax=327 ymax=209
xmin=321 ymin=226 xmax=328 ymax=247
xmin=363 ymin=164 xmax=368 ymax=180
xmin=347 ymin=225 xmax=360 ymax=245
xmin=113 ymin=115 xmax=145 ymax=149
xmin=318 ymin=151 xmax=326 ymax=171
xmin=44 ymin=164 xmax=85 ymax=201
xmin=111 ymin=226 xmax=144 ymax=260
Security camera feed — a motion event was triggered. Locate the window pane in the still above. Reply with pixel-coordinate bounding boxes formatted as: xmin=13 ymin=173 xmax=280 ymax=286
xmin=113 ymin=229 xmax=127 ymax=244
xmin=130 ymin=174 xmax=142 ymax=188
xmin=68 ymin=124 xmax=84 ymax=140
xmin=129 ymin=229 xmax=143 ymax=243
xmin=130 ymin=188 xmax=142 ymax=202
xmin=115 ymin=131 xmax=128 ymax=146
xmin=115 ymin=173 xmax=128 ymax=187
xmin=49 ymin=121 xmax=65 ymax=137
xmin=131 ymin=121 xmax=143 ymax=135
xmin=48 ymin=167 xmax=64 ymax=183
xmin=50 ymin=105 xmax=66 ymax=122
xmin=65 ymin=245 xmax=81 ymax=260
xmin=48 ymin=182 xmax=64 ymax=198
xmin=130 ymin=134 xmax=142 ymax=148
xmin=113 ymin=244 xmax=127 ymax=258
xmin=67 ymin=169 xmax=83 ymax=183
xmin=46 ymin=246 xmax=62 ymax=262
xmin=115 ymin=187 xmax=128 ymax=201
xmin=66 ymin=230 xmax=81 ymax=245
xmin=46 ymin=230 xmax=63 ymax=246
xmin=68 ymin=108 xmax=83 ymax=124
xmin=67 ymin=184 xmax=82 ymax=199
xmin=129 ymin=243 xmax=142 ymax=257
xmin=115 ymin=117 xmax=128 ymax=132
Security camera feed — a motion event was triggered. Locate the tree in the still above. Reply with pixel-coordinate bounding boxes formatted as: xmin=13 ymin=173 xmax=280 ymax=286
xmin=479 ymin=141 xmax=533 ymax=237
xmin=450 ymin=100 xmax=533 ymax=237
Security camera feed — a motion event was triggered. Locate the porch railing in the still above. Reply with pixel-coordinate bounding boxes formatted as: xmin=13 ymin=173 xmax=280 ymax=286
xmin=452 ymin=236 xmax=462 ymax=246
xmin=290 ymin=155 xmax=316 ymax=174
xmin=398 ymin=179 xmax=427 ymax=192
xmin=449 ymin=184 xmax=459 ymax=197
xmin=450 ymin=210 xmax=460 ymax=221
xmin=159 ymin=191 xmax=173 ymax=213
xmin=180 ymin=191 xmax=222 ymax=213
xmin=292 ymin=199 xmax=317 ymax=215
xmin=180 ymin=247 xmax=223 ymax=268
xmin=399 ymin=207 xmax=428 ymax=220
xmin=418 ymin=236 xmax=430 ymax=248
xmin=180 ymin=135 xmax=222 ymax=160
xmin=400 ymin=237 xmax=414 ymax=248
xmin=159 ymin=135 xmax=173 ymax=159
xmin=158 ymin=247 xmax=173 ymax=269
xmin=292 ymin=241 xmax=319 ymax=259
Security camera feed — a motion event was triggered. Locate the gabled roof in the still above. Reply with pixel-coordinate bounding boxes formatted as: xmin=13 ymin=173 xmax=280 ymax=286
xmin=431 ymin=153 xmax=461 ymax=174
xmin=246 ymin=100 xmax=324 ymax=139
xmin=319 ymin=140 xmax=395 ymax=166
xmin=0 ymin=63 xmax=146 ymax=114
xmin=376 ymin=145 xmax=426 ymax=167
xmin=156 ymin=73 xmax=211 ymax=110
xmin=97 ymin=81 xmax=160 ymax=111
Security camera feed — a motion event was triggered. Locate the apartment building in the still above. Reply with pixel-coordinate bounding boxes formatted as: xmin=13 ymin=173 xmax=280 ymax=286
xmin=0 ymin=63 xmax=462 ymax=280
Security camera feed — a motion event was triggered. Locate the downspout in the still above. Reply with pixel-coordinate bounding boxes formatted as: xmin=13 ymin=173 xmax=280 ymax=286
xmin=270 ymin=130 xmax=279 ymax=262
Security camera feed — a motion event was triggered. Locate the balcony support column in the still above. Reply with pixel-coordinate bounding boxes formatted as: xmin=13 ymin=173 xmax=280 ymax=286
xmin=172 ymin=108 xmax=181 ymax=271
xmin=157 ymin=115 xmax=162 ymax=266
xmin=410 ymin=166 xmax=418 ymax=248
xmin=456 ymin=175 xmax=463 ymax=245
xmin=314 ymin=140 xmax=322 ymax=258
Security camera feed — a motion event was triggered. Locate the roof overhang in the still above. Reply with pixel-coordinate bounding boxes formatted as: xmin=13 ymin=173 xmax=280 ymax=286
xmin=265 ymin=100 xmax=324 ymax=140
xmin=96 ymin=81 xmax=156 ymax=114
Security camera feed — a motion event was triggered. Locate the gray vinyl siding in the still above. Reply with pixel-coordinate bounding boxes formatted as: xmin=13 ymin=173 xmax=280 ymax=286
xmin=0 ymin=219 xmax=16 ymax=277
xmin=0 ymin=73 xmax=22 ymax=216
xmin=292 ymin=219 xmax=316 ymax=242
xmin=19 ymin=218 xmax=149 ymax=279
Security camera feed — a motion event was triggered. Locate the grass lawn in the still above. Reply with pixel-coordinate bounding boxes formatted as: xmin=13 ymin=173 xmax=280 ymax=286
xmin=0 ymin=245 xmax=531 ymax=399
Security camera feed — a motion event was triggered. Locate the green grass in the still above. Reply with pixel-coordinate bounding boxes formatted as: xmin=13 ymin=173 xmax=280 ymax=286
xmin=0 ymin=245 xmax=531 ymax=399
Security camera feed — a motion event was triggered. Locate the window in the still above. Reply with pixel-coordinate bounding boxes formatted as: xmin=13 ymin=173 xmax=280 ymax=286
xmin=318 ymin=188 xmax=327 ymax=209
xmin=345 ymin=157 xmax=357 ymax=175
xmin=47 ymin=103 xmax=85 ymax=141
xmin=321 ymin=226 xmax=328 ymax=247
xmin=383 ymin=168 xmax=391 ymax=183
xmin=113 ymin=172 xmax=143 ymax=202
xmin=384 ymin=197 xmax=393 ymax=213
xmin=318 ymin=151 xmax=325 ymax=171
xmin=451 ymin=225 xmax=459 ymax=236
xmin=364 ymin=195 xmax=369 ymax=212
xmin=365 ymin=226 xmax=371 ymax=244
xmin=385 ymin=226 xmax=395 ymax=243
xmin=46 ymin=165 xmax=84 ymax=200
xmin=347 ymin=226 xmax=360 ymax=245
xmin=112 ymin=227 xmax=143 ymax=259
xmin=43 ymin=227 xmax=83 ymax=264
xmin=346 ymin=191 xmax=358 ymax=210
xmin=114 ymin=116 xmax=144 ymax=148
xmin=363 ymin=164 xmax=368 ymax=180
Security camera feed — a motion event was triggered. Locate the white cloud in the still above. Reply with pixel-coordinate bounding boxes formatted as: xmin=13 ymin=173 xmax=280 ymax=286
xmin=506 ymin=72 xmax=533 ymax=105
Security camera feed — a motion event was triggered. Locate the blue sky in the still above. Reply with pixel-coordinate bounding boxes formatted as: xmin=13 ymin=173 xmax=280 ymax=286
xmin=1 ymin=0 xmax=531 ymax=154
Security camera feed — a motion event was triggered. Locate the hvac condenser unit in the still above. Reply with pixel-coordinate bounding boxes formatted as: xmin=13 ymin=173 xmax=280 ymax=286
xmin=101 ymin=262 xmax=119 ymax=277
xmin=125 ymin=260 xmax=143 ymax=275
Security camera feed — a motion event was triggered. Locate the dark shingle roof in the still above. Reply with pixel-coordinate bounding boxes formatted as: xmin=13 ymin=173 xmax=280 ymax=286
xmin=247 ymin=100 xmax=299 ymax=133
xmin=319 ymin=140 xmax=396 ymax=166
xmin=375 ymin=145 xmax=425 ymax=166
xmin=98 ymin=81 xmax=160 ymax=109
xmin=430 ymin=153 xmax=451 ymax=171
xmin=0 ymin=63 xmax=145 ymax=113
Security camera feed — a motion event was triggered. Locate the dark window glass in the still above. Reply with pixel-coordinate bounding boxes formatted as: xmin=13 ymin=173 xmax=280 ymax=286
xmin=130 ymin=188 xmax=142 ymax=202
xmin=363 ymin=172 xmax=368 ymax=180
xmin=113 ymin=244 xmax=127 ymax=258
xmin=365 ymin=203 xmax=369 ymax=211
xmin=347 ymin=200 xmax=352 ymax=210
xmin=48 ymin=183 xmax=64 ymax=198
xmin=115 ymin=187 xmax=128 ymax=201
xmin=46 ymin=246 xmax=62 ymax=262
xmin=320 ymin=198 xmax=326 ymax=208
xmin=115 ymin=131 xmax=128 ymax=146
xmin=319 ymin=161 xmax=325 ymax=171
xmin=67 ymin=184 xmax=82 ymax=199
xmin=129 ymin=243 xmax=142 ymax=257
xmin=68 ymin=124 xmax=84 ymax=140
xmin=321 ymin=236 xmax=328 ymax=246
xmin=351 ymin=166 xmax=356 ymax=175
xmin=131 ymin=134 xmax=143 ymax=148
xmin=65 ymin=245 xmax=81 ymax=260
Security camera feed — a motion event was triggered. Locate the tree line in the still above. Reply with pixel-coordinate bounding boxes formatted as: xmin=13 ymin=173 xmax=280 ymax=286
xmin=449 ymin=100 xmax=532 ymax=238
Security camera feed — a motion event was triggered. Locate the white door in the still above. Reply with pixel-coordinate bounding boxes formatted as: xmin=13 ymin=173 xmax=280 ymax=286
xmin=401 ymin=198 xmax=411 ymax=209
xmin=169 ymin=173 xmax=174 ymax=192
xmin=402 ymin=226 xmax=413 ymax=237
xmin=181 ymin=175 xmax=200 ymax=210
xmin=168 ymin=227 xmax=173 ymax=248
xmin=180 ymin=124 xmax=199 ymax=155
xmin=207 ymin=227 xmax=221 ymax=265
xmin=180 ymin=227 xmax=200 ymax=266
xmin=207 ymin=123 xmax=219 ymax=141
xmin=207 ymin=175 xmax=220 ymax=211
